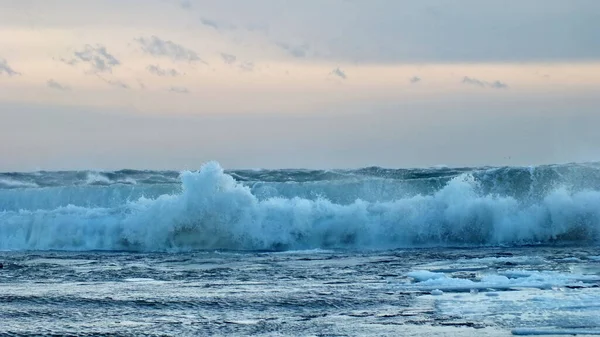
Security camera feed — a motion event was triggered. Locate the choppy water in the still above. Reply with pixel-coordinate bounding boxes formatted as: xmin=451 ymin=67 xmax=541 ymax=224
xmin=2 ymin=162 xmax=600 ymax=251
xmin=1 ymin=247 xmax=600 ymax=336
xmin=2 ymin=162 xmax=600 ymax=335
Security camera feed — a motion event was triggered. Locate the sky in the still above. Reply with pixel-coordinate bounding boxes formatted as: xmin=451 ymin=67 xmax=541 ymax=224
xmin=0 ymin=0 xmax=599 ymax=171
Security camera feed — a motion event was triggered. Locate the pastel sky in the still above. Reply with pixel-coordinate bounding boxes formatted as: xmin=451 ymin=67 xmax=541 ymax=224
xmin=1 ymin=0 xmax=599 ymax=170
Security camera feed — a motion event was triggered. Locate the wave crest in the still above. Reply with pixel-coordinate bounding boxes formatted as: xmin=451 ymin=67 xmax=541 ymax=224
xmin=1 ymin=161 xmax=600 ymax=251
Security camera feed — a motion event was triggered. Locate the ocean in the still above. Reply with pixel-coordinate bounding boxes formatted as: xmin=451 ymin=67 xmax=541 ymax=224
xmin=1 ymin=161 xmax=600 ymax=336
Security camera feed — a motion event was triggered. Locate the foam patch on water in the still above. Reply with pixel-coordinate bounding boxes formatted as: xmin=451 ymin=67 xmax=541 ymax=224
xmin=512 ymin=328 xmax=600 ymax=335
xmin=405 ymin=269 xmax=600 ymax=291
xmin=406 ymin=270 xmax=447 ymax=282
xmin=406 ymin=265 xmax=600 ymax=333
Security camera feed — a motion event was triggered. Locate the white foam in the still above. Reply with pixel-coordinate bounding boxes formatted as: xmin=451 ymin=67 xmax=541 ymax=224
xmin=124 ymin=278 xmax=156 ymax=282
xmin=1 ymin=161 xmax=600 ymax=251
xmin=466 ymin=256 xmax=547 ymax=266
xmin=117 ymin=177 xmax=138 ymax=185
xmin=404 ymin=270 xmax=600 ymax=291
xmin=416 ymin=278 xmax=600 ymax=333
xmin=85 ymin=172 xmax=113 ymax=185
xmin=407 ymin=270 xmax=447 ymax=282
xmin=0 ymin=178 xmax=38 ymax=189
xmin=512 ymin=328 xmax=600 ymax=335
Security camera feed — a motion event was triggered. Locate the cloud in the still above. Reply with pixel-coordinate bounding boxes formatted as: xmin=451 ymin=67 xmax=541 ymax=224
xmin=169 ymin=86 xmax=190 ymax=94
xmin=59 ymin=58 xmax=78 ymax=66
xmin=3 ymin=2 xmax=598 ymax=66
xmin=67 ymin=45 xmax=120 ymax=73
xmin=97 ymin=75 xmax=129 ymax=89
xmin=221 ymin=53 xmax=237 ymax=65
xmin=238 ymin=61 xmax=254 ymax=72
xmin=146 ymin=64 xmax=181 ymax=77
xmin=462 ymin=76 xmax=486 ymax=87
xmin=136 ymin=36 xmax=204 ymax=63
xmin=330 ymin=67 xmax=347 ymax=80
xmin=490 ymin=80 xmax=509 ymax=89
xmin=179 ymin=0 xmax=191 ymax=10
xmin=462 ymin=76 xmax=509 ymax=89
xmin=199 ymin=17 xmax=237 ymax=31
xmin=200 ymin=18 xmax=220 ymax=30
xmin=276 ymin=42 xmax=309 ymax=58
xmin=202 ymin=2 xmax=598 ymax=63
xmin=410 ymin=76 xmax=421 ymax=84
xmin=47 ymin=79 xmax=70 ymax=91
xmin=107 ymin=80 xmax=129 ymax=89
xmin=0 ymin=59 xmax=20 ymax=76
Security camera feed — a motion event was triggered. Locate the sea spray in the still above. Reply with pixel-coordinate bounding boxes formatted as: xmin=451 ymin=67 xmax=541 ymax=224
xmin=1 ymin=161 xmax=600 ymax=251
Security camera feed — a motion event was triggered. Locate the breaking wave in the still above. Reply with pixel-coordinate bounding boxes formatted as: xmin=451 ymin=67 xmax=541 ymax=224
xmin=1 ymin=161 xmax=600 ymax=251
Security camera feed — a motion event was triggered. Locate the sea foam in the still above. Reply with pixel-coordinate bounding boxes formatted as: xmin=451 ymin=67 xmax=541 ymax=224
xmin=1 ymin=161 xmax=600 ymax=251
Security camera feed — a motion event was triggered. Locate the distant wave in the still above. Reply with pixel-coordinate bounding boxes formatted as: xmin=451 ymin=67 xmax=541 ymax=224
xmin=0 ymin=170 xmax=180 ymax=189
xmin=1 ymin=161 xmax=600 ymax=251
xmin=85 ymin=172 xmax=138 ymax=186
xmin=0 ymin=178 xmax=39 ymax=189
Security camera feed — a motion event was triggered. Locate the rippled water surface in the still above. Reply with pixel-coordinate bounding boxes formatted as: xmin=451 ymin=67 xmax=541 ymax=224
xmin=2 ymin=247 xmax=600 ymax=336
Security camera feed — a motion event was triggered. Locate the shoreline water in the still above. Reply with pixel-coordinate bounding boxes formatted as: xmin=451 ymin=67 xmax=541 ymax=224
xmin=1 ymin=247 xmax=599 ymax=336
